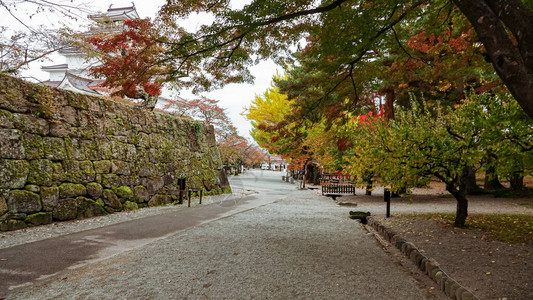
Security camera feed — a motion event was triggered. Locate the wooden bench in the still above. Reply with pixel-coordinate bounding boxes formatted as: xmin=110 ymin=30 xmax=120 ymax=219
xmin=322 ymin=184 xmax=356 ymax=200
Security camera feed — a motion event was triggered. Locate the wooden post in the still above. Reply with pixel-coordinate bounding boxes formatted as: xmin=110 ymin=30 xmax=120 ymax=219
xmin=199 ymin=189 xmax=203 ymax=204
xmin=384 ymin=189 xmax=391 ymax=218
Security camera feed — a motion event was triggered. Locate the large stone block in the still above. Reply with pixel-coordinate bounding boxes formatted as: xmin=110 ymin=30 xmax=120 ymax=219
xmin=114 ymin=186 xmax=134 ymax=203
xmin=59 ymin=183 xmax=87 ymax=198
xmin=13 ymin=113 xmax=49 ymax=135
xmin=102 ymin=189 xmax=122 ymax=210
xmin=0 ymin=128 xmax=25 ymax=159
xmin=41 ymin=185 xmax=59 ymax=211
xmin=43 ymin=137 xmax=67 ymax=160
xmin=0 ymin=219 xmax=27 ymax=231
xmin=122 ymin=201 xmax=138 ymax=211
xmin=111 ymin=160 xmax=131 ymax=175
xmin=22 ymin=133 xmax=44 ymax=160
xmin=49 ymin=122 xmax=72 ymax=138
xmin=27 ymin=159 xmax=63 ymax=186
xmin=137 ymin=132 xmax=150 ymax=148
xmin=25 ymin=212 xmax=53 ymax=226
xmin=53 ymin=198 xmax=78 ymax=220
xmin=0 ymin=84 xmax=30 ymax=113
xmin=62 ymin=160 xmax=95 ymax=184
xmin=0 ymin=109 xmax=14 ymax=128
xmin=101 ymin=174 xmax=121 ymax=189
xmin=0 ymin=195 xmax=7 ymax=215
xmin=120 ymin=176 xmax=141 ymax=187
xmin=98 ymin=141 xmax=114 ymax=160
xmin=59 ymin=106 xmax=79 ymax=126
xmin=86 ymin=182 xmax=103 ymax=199
xmin=142 ymin=177 xmax=165 ymax=195
xmin=0 ymin=159 xmax=29 ymax=188
xmin=93 ymin=160 xmax=111 ymax=174
xmin=7 ymin=190 xmax=41 ymax=214
xmin=64 ymin=138 xmax=86 ymax=160
xmin=137 ymin=161 xmax=158 ymax=177
xmin=80 ymin=140 xmax=100 ymax=160
xmin=133 ymin=185 xmax=149 ymax=203
xmin=77 ymin=197 xmax=107 ymax=219
xmin=148 ymin=194 xmax=172 ymax=206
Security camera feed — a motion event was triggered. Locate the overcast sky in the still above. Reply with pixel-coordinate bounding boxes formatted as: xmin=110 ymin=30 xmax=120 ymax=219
xmin=1 ymin=0 xmax=280 ymax=141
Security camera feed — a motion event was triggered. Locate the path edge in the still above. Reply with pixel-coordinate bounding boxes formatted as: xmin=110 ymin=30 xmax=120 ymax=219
xmin=366 ymin=216 xmax=480 ymax=300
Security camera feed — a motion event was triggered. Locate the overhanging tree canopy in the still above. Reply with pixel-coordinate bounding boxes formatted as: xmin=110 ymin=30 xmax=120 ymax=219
xmin=149 ymin=0 xmax=533 ymax=118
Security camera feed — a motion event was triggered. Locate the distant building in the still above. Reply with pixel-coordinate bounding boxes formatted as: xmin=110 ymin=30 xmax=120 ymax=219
xmin=41 ymin=5 xmax=140 ymax=96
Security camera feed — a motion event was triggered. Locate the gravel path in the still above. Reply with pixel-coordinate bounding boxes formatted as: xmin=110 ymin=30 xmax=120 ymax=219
xmin=0 ymin=188 xmax=255 ymax=250
xmin=329 ymin=184 xmax=533 ymax=216
xmin=4 ymin=171 xmax=442 ymax=299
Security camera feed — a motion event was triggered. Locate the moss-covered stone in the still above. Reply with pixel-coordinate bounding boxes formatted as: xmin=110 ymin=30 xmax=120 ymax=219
xmin=0 ymin=195 xmax=7 ymax=216
xmin=0 ymin=219 xmax=27 ymax=231
xmin=99 ymin=141 xmax=114 ymax=160
xmin=120 ymin=176 xmax=141 ymax=187
xmin=0 ymin=129 xmax=25 ymax=159
xmin=102 ymin=189 xmax=122 ymax=210
xmin=48 ymin=122 xmax=71 ymax=138
xmin=111 ymin=160 xmax=131 ymax=175
xmin=41 ymin=185 xmax=59 ymax=211
xmin=27 ymin=159 xmax=55 ymax=186
xmin=79 ymin=160 xmax=96 ymax=183
xmin=59 ymin=183 xmax=87 ymax=198
xmin=101 ymin=174 xmax=121 ymax=188
xmin=133 ymin=185 xmax=149 ymax=203
xmin=114 ymin=186 xmax=134 ymax=202
xmin=22 ymin=133 xmax=44 ymax=160
xmin=141 ymin=177 xmax=165 ymax=195
xmin=64 ymin=138 xmax=86 ymax=160
xmin=137 ymin=161 xmax=158 ymax=177
xmin=25 ymin=212 xmax=53 ymax=226
xmin=53 ymin=198 xmax=78 ymax=220
xmin=80 ymin=140 xmax=99 ymax=160
xmin=95 ymin=198 xmax=105 ymax=206
xmin=77 ymin=197 xmax=107 ymax=219
xmin=13 ymin=113 xmax=49 ymax=135
xmin=93 ymin=160 xmax=111 ymax=174
xmin=86 ymin=182 xmax=103 ymax=199
xmin=148 ymin=194 xmax=172 ymax=207
xmin=7 ymin=190 xmax=41 ymax=214
xmin=24 ymin=184 xmax=40 ymax=193
xmin=43 ymin=137 xmax=67 ymax=160
xmin=0 ymin=159 xmax=29 ymax=188
xmin=0 ymin=109 xmax=14 ymax=128
xmin=122 ymin=201 xmax=138 ymax=211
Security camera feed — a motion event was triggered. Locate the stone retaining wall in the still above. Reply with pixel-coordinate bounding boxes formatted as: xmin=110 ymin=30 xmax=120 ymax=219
xmin=0 ymin=74 xmax=227 ymax=231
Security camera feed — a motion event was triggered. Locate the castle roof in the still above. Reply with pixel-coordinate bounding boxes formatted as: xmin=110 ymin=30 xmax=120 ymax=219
xmin=41 ymin=64 xmax=68 ymax=70
xmin=88 ymin=5 xmax=140 ymax=23
xmin=42 ymin=72 xmax=103 ymax=96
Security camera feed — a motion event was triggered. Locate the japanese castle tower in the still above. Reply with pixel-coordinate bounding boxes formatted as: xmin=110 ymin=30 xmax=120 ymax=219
xmin=41 ymin=5 xmax=140 ymax=95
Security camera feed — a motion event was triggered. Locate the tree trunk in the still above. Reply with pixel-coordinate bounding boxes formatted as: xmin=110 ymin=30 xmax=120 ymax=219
xmin=453 ymin=0 xmax=533 ymax=118
xmin=365 ymin=184 xmax=372 ymax=195
xmin=384 ymin=88 xmax=395 ymax=120
xmin=446 ymin=184 xmax=469 ymax=228
xmin=510 ymin=171 xmax=525 ymax=191
xmin=464 ymin=166 xmax=484 ymax=195
xmin=138 ymin=90 xmax=158 ymax=110
xmin=484 ymin=166 xmax=504 ymax=191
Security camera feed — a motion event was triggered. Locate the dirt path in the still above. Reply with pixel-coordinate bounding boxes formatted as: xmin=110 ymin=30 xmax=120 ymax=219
xmin=322 ymin=182 xmax=533 ymax=300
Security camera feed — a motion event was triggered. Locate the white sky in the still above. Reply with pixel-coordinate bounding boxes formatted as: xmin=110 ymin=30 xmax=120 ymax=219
xmin=0 ymin=0 xmax=280 ymax=141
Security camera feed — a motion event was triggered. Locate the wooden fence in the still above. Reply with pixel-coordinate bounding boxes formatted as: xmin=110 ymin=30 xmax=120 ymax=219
xmin=321 ymin=184 xmax=356 ymax=195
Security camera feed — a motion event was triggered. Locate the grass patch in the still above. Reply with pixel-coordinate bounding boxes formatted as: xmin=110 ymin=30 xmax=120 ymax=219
xmin=401 ymin=213 xmax=533 ymax=244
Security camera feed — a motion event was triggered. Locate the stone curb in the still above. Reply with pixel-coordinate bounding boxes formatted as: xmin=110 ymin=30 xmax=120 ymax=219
xmin=366 ymin=216 xmax=480 ymax=300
